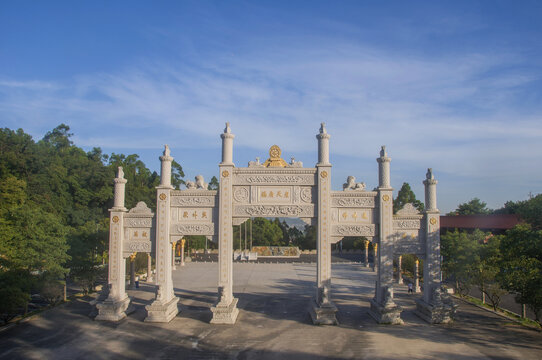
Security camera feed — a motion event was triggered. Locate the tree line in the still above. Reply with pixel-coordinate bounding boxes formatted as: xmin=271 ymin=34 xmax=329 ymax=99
xmin=0 ymin=124 xmax=189 ymax=323
xmin=1 ymin=124 xmax=540 ymax=326
xmin=441 ymin=195 xmax=542 ymax=325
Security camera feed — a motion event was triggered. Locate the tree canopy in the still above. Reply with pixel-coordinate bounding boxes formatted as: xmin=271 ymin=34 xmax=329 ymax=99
xmin=393 ymin=182 xmax=424 ymax=213
xmin=0 ymin=124 xmax=183 ymax=322
xmin=447 ymin=198 xmax=492 ymax=216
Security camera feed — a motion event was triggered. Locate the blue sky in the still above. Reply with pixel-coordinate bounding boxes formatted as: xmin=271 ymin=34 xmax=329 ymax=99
xmin=1 ymin=1 xmax=542 ymax=213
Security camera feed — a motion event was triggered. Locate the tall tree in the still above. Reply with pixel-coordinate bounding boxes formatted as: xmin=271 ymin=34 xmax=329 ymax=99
xmin=496 ymin=194 xmax=542 ymax=230
xmin=498 ymin=224 xmax=542 ymax=324
xmin=441 ymin=230 xmax=483 ymax=295
xmin=393 ymin=182 xmax=424 ymax=213
xmin=208 ymin=176 xmax=219 ymax=190
xmin=448 ymin=198 xmax=491 ymax=216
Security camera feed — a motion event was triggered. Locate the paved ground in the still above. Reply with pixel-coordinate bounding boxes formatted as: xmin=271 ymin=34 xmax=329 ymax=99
xmin=1 ymin=263 xmax=541 ymax=359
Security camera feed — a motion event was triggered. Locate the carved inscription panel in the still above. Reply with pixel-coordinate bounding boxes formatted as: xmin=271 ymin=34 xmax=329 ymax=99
xmin=173 ymin=207 xmax=213 ymax=222
xmin=331 ymin=208 xmax=373 ymax=224
xmin=123 ymin=227 xmax=152 ymax=254
xmin=257 ymin=186 xmax=292 ymax=203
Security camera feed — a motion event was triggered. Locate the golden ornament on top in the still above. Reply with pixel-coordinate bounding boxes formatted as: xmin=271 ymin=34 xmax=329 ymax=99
xmin=430 ymin=217 xmax=437 ymax=225
xmin=382 ymin=194 xmax=390 ymax=201
xmin=262 ymin=145 xmax=289 ymax=167
xmin=222 ymin=170 xmax=229 ymax=178
xmin=159 ymin=193 xmax=167 ymax=201
xmin=112 ymin=215 xmax=119 ymax=223
xmin=321 ymin=171 xmax=328 ymax=178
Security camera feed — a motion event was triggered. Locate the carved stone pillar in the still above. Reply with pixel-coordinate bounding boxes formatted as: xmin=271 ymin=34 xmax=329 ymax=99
xmin=369 ymin=147 xmax=403 ymax=324
xmin=316 ymin=122 xmax=331 ymax=166
xmin=414 ymin=259 xmax=421 ymax=293
xmin=310 ymin=123 xmax=338 ymax=325
xmin=415 ymin=169 xmax=457 ymax=323
xmin=171 ymin=242 xmax=177 ymax=270
xmin=145 ymin=145 xmax=179 ymax=322
xmin=372 ymin=243 xmax=378 ymax=272
xmin=129 ymin=253 xmax=136 ymax=289
xmin=211 ymin=125 xmax=239 ymax=324
xmin=180 ymin=238 xmax=186 ymax=266
xmin=364 ymin=240 xmax=369 ymax=267
xmin=397 ymin=255 xmax=403 ymax=284
xmin=96 ymin=167 xmax=134 ymax=321
xmin=221 ymin=122 xmax=235 ymax=165
xmin=147 ymin=253 xmax=153 ymax=283
xmin=377 ymin=146 xmax=391 ymax=189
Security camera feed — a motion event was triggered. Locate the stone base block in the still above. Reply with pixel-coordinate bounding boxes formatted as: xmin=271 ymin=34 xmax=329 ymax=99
xmin=144 ymin=296 xmax=179 ymax=323
xmin=309 ymin=299 xmax=339 ymax=325
xmin=95 ymin=296 xmax=134 ymax=321
xmin=368 ymin=298 xmax=403 ymax=324
xmin=415 ymin=298 xmax=457 ymax=324
xmin=210 ymin=297 xmax=239 ymax=324
xmin=89 ymin=289 xmax=110 ymax=318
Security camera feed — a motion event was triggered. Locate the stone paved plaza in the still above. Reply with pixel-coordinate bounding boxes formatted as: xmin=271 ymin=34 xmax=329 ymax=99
xmin=1 ymin=263 xmax=541 ymax=359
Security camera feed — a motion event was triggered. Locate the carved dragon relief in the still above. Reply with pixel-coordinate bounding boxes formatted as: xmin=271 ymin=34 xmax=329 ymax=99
xmin=233 ymin=204 xmax=314 ymax=217
xmin=332 ymin=224 xmax=376 ymax=237
xmin=393 ymin=219 xmax=421 ymax=230
xmin=170 ymin=196 xmax=216 ymax=207
xmin=171 ymin=223 xmax=216 ymax=235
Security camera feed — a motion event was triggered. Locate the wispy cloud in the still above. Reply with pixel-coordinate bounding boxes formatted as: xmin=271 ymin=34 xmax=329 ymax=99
xmin=1 ymin=38 xmax=540 ymax=211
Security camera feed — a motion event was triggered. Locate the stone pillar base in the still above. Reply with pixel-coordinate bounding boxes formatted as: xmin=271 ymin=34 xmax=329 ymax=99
xmin=89 ymin=287 xmax=109 ymax=318
xmin=95 ymin=296 xmax=134 ymax=321
xmin=210 ymin=297 xmax=239 ymax=324
xmin=415 ymin=298 xmax=457 ymax=324
xmin=309 ymin=299 xmax=339 ymax=325
xmin=144 ymin=296 xmax=179 ymax=323
xmin=369 ymin=298 xmax=403 ymax=324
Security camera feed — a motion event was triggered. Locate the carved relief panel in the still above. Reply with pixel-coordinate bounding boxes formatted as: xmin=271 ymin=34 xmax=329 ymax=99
xmin=169 ymin=191 xmax=218 ymax=236
xmin=123 ymin=202 xmax=154 ymax=256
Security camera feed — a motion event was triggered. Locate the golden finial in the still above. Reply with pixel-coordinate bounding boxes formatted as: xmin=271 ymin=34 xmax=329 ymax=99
xmin=262 ymin=145 xmax=289 ymax=167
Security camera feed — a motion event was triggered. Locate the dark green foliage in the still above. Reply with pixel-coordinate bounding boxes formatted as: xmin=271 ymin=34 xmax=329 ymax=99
xmin=208 ymin=176 xmax=219 ymax=190
xmin=441 ymin=230 xmax=484 ymax=295
xmin=393 ymin=182 xmax=424 ymax=213
xmin=447 ymin=198 xmax=492 ymax=216
xmin=496 ymin=194 xmax=542 ymax=230
xmin=498 ymin=224 xmax=542 ymax=324
xmin=0 ymin=125 xmax=175 ymax=321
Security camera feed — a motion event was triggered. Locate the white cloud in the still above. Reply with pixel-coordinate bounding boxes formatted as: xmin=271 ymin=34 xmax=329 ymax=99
xmin=1 ymin=40 xmax=541 ymax=212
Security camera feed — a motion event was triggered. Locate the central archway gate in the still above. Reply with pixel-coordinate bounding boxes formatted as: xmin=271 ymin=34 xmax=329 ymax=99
xmin=96 ymin=123 xmax=456 ymax=325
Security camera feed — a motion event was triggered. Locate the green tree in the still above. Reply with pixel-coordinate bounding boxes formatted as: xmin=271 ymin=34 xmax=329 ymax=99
xmin=448 ymin=198 xmax=492 ymax=216
xmin=498 ymin=224 xmax=542 ymax=324
xmin=208 ymin=176 xmax=219 ymax=190
xmin=473 ymin=234 xmax=506 ymax=310
xmin=496 ymin=194 xmax=542 ymax=230
xmin=245 ymin=218 xmax=284 ymax=247
xmin=171 ymin=160 xmax=185 ymax=188
xmin=393 ymin=182 xmax=424 ymax=213
xmin=441 ymin=230 xmax=483 ymax=295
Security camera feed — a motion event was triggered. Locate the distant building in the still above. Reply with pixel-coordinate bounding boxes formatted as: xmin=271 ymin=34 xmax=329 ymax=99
xmin=440 ymin=214 xmax=520 ymax=235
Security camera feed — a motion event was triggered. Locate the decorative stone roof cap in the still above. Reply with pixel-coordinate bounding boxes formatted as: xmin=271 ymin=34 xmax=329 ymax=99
xmin=262 ymin=145 xmax=289 ymax=168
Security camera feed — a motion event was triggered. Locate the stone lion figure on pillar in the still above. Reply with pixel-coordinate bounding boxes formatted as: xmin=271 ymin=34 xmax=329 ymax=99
xmin=343 ymin=176 xmax=366 ymax=191
xmin=185 ymin=175 xmax=208 ymax=190
xmin=195 ymin=175 xmax=208 ymax=189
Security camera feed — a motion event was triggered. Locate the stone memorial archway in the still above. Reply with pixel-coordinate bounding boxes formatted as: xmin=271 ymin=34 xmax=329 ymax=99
xmin=96 ymin=123 xmax=456 ymax=325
